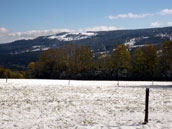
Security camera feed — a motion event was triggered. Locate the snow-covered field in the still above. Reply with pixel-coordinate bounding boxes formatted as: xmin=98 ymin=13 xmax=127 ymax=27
xmin=0 ymin=79 xmax=172 ymax=129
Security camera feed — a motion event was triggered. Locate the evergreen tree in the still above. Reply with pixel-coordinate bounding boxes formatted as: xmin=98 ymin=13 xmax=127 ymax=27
xmin=35 ymin=48 xmax=67 ymax=78
xmin=96 ymin=55 xmax=113 ymax=79
xmin=132 ymin=48 xmax=145 ymax=79
xmin=77 ymin=45 xmax=94 ymax=73
xmin=62 ymin=44 xmax=80 ymax=76
xmin=142 ymin=44 xmax=158 ymax=79
xmin=26 ymin=62 xmax=36 ymax=78
xmin=159 ymin=41 xmax=172 ymax=79
xmin=112 ymin=45 xmax=131 ymax=79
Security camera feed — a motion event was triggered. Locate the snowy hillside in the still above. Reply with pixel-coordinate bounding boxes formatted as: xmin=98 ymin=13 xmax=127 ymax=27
xmin=0 ymin=79 xmax=172 ymax=129
xmin=48 ymin=32 xmax=97 ymax=41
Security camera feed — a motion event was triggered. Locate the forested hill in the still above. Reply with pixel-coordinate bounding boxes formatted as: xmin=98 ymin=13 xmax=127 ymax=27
xmin=0 ymin=26 xmax=172 ymax=70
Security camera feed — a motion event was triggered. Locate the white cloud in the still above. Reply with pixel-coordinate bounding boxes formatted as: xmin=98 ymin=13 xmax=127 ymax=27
xmin=0 ymin=28 xmax=11 ymax=43
xmin=85 ymin=26 xmax=120 ymax=31
xmin=168 ymin=21 xmax=172 ymax=26
xmin=0 ymin=27 xmax=9 ymax=35
xmin=108 ymin=13 xmax=153 ymax=19
xmin=160 ymin=9 xmax=172 ymax=15
xmin=0 ymin=28 xmax=72 ymax=43
xmin=108 ymin=8 xmax=172 ymax=20
xmin=151 ymin=22 xmax=161 ymax=27
xmin=0 ymin=26 xmax=121 ymax=43
xmin=8 ymin=29 xmax=71 ymax=40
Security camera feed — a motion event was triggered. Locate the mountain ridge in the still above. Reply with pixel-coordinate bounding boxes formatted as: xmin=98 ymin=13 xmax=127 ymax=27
xmin=0 ymin=26 xmax=172 ymax=70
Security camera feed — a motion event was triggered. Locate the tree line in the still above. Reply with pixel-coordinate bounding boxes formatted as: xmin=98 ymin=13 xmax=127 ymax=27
xmin=26 ymin=41 xmax=172 ymax=80
xmin=0 ymin=66 xmax=24 ymax=78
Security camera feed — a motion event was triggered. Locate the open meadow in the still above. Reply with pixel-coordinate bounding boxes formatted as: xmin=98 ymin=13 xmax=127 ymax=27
xmin=0 ymin=79 xmax=172 ymax=129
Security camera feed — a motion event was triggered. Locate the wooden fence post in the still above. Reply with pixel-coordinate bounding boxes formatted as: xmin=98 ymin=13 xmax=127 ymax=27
xmin=143 ymin=88 xmax=149 ymax=124
xmin=68 ymin=80 xmax=70 ymax=86
xmin=6 ymin=75 xmax=8 ymax=83
xmin=117 ymin=80 xmax=119 ymax=86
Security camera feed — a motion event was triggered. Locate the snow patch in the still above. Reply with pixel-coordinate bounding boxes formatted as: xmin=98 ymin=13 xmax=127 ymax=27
xmin=124 ymin=38 xmax=136 ymax=46
xmin=32 ymin=45 xmax=41 ymax=48
xmin=42 ymin=47 xmax=50 ymax=51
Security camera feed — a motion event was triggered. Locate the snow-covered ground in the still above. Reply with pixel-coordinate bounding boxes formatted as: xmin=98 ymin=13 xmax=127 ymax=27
xmin=0 ymin=79 xmax=172 ymax=129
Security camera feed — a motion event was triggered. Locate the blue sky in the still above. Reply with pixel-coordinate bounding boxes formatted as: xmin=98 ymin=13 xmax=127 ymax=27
xmin=0 ymin=0 xmax=172 ymax=43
